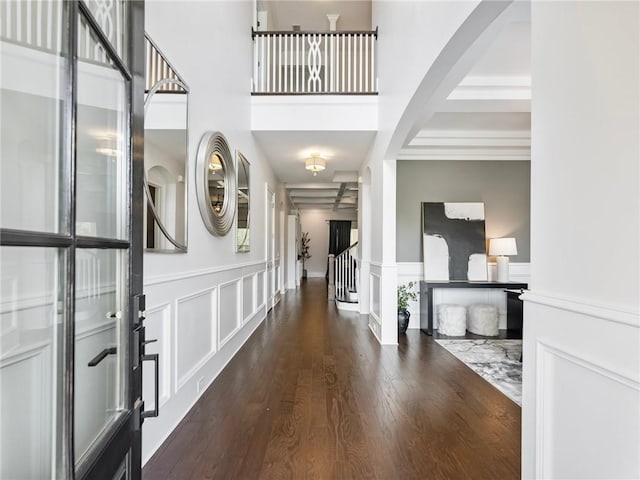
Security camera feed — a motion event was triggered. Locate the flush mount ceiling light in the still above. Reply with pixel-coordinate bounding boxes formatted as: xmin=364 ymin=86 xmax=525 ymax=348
xmin=305 ymin=153 xmax=326 ymax=176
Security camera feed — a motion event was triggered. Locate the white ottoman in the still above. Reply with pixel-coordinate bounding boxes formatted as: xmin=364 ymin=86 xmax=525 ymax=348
xmin=437 ymin=304 xmax=467 ymax=336
xmin=468 ymin=304 xmax=499 ymax=336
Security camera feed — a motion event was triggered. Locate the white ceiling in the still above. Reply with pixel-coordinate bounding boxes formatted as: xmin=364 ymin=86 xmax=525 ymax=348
xmin=254 ymin=130 xmax=373 ymax=210
xmin=418 ymin=112 xmax=530 ymax=132
xmin=253 ymin=130 xmax=374 ymax=184
xmin=466 ymin=21 xmax=531 ymax=78
xmin=402 ymin=15 xmax=531 ymax=159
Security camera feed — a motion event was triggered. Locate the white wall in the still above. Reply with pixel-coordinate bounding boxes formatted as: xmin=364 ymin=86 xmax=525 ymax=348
xmin=523 ymin=2 xmax=640 ymax=478
xmin=363 ymin=0 xmax=483 ymax=343
xmin=142 ymin=0 xmax=280 ymax=466
xmin=298 ymin=209 xmax=357 ymax=278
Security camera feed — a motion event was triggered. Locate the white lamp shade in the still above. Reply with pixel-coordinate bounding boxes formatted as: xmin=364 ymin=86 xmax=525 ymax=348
xmin=305 ymin=155 xmax=326 ymax=175
xmin=489 ymin=237 xmax=518 ymax=256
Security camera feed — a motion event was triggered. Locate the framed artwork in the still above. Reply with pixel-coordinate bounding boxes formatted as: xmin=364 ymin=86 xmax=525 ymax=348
xmin=422 ymin=202 xmax=488 ymax=281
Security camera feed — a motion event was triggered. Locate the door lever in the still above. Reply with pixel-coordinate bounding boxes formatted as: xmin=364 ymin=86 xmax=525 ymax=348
xmin=141 ymin=339 xmax=157 ymax=346
xmin=88 ymin=347 xmax=117 ymax=367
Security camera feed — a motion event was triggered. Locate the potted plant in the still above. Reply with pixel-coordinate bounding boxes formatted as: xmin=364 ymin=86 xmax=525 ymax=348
xmin=397 ymin=281 xmax=418 ymax=334
xmin=300 ymin=232 xmax=311 ymax=278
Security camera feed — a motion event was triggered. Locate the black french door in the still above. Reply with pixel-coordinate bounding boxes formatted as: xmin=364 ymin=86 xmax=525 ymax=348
xmin=0 ymin=1 xmax=146 ymax=479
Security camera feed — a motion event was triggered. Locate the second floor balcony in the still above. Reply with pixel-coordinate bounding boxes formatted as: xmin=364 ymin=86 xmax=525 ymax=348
xmin=252 ymin=28 xmax=378 ymax=95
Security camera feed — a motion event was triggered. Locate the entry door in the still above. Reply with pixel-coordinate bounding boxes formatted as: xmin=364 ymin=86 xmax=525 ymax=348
xmin=0 ymin=2 xmax=145 ymax=479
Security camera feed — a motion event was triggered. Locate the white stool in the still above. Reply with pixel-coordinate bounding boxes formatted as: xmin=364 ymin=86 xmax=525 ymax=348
xmin=468 ymin=304 xmax=499 ymax=336
xmin=437 ymin=304 xmax=467 ymax=336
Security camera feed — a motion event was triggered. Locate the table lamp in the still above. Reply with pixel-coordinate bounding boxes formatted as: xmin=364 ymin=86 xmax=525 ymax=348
xmin=489 ymin=237 xmax=517 ymax=282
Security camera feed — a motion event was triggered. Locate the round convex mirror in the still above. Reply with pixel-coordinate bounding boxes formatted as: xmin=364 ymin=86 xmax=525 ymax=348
xmin=196 ymin=132 xmax=236 ymax=236
xmin=144 ymin=78 xmax=189 ymax=252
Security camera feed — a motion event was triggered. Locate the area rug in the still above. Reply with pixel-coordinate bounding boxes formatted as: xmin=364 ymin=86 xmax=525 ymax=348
xmin=435 ymin=339 xmax=522 ymax=406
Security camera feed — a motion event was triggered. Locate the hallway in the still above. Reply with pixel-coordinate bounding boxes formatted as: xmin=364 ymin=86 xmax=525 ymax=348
xmin=143 ymin=279 xmax=521 ymax=479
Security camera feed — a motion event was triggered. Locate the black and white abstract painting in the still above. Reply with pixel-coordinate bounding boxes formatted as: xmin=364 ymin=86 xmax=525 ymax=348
xmin=422 ymin=202 xmax=488 ymax=281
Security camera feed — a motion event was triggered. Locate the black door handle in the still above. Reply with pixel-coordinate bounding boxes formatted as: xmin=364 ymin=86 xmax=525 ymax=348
xmin=88 ymin=347 xmax=117 ymax=367
xmin=141 ymin=353 xmax=160 ymax=420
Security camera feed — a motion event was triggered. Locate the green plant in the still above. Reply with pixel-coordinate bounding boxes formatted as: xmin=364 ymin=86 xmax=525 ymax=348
xmin=300 ymin=232 xmax=311 ymax=267
xmin=397 ymin=281 xmax=418 ymax=311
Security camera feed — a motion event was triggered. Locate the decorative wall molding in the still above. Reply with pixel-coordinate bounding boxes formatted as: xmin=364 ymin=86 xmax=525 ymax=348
xmin=144 ymin=260 xmax=266 ymax=286
xmin=141 ymin=306 xmax=266 ymax=467
xmin=175 ymin=287 xmax=216 ymax=391
xmin=535 ymin=340 xmax=640 ymax=478
xmin=218 ymin=280 xmax=241 ymax=350
xmin=447 ymin=75 xmax=531 ymax=100
xmin=398 ymin=128 xmax=531 ymax=161
xmin=144 ymin=303 xmax=172 ymax=408
xmin=521 ymin=291 xmax=640 ymax=329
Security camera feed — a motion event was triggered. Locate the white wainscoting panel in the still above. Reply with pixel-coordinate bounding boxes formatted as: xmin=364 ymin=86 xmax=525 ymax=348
xmin=175 ymin=288 xmax=215 ymax=391
xmin=143 ymin=304 xmax=171 ymax=409
xmin=521 ymin=293 xmax=640 ymax=479
xmin=0 ymin=343 xmax=51 ymax=479
xmin=398 ymin=262 xmax=530 ymax=329
xmin=219 ymin=280 xmax=240 ymax=348
xmin=256 ymin=271 xmax=265 ymax=308
xmin=369 ymin=269 xmax=381 ymax=341
xmin=141 ymin=261 xmax=268 ymax=467
xmin=242 ymin=275 xmax=255 ymax=324
xmin=537 ymin=341 xmax=640 ymax=479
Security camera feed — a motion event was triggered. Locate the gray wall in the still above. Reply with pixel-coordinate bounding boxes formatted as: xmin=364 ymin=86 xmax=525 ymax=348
xmin=396 ymin=161 xmax=530 ymax=262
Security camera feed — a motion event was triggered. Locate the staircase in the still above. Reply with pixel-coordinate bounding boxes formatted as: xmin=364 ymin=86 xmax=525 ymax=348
xmin=328 ymin=242 xmax=359 ymax=311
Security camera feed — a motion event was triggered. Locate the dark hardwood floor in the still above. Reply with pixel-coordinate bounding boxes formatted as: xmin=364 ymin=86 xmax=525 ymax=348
xmin=143 ymin=279 xmax=521 ymax=480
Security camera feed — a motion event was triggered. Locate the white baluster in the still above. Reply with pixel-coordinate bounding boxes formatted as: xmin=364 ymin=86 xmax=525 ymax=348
xmin=341 ymin=34 xmax=345 ymax=93
xmin=323 ymin=34 xmax=327 ymax=92
xmin=6 ymin=1 xmax=12 ymax=40
xmin=36 ymin=0 xmax=42 ymax=47
xmin=348 ymin=34 xmax=352 ymax=92
xmin=289 ymin=34 xmax=294 ymax=93
xmin=296 ymin=34 xmax=300 ymax=93
xmin=278 ymin=34 xmax=282 ymax=93
xmin=26 ymin=0 xmax=32 ymax=44
xmin=359 ymin=34 xmax=363 ymax=93
xmin=365 ymin=32 xmax=369 ymax=92
xmin=16 ymin=0 xmax=22 ymax=43
xmin=371 ymin=34 xmax=375 ymax=93
xmin=329 ymin=34 xmax=334 ymax=92
xmin=260 ymin=35 xmax=265 ymax=92
xmin=301 ymin=34 xmax=306 ymax=93
xmin=47 ymin=0 xmax=53 ymax=50
xmin=284 ymin=34 xmax=288 ymax=93
xmin=267 ymin=34 xmax=271 ymax=92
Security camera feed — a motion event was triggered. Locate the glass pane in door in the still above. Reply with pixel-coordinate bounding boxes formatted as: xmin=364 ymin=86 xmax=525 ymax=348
xmin=0 ymin=247 xmax=63 ymax=479
xmin=76 ymin=13 xmax=128 ymax=240
xmin=0 ymin=1 xmax=67 ymax=234
xmin=74 ymin=248 xmax=127 ymax=466
xmin=83 ymin=0 xmax=129 ymax=63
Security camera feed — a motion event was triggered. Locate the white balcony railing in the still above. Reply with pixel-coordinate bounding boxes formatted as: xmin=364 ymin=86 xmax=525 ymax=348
xmin=252 ymin=29 xmax=378 ymax=95
xmin=145 ymin=34 xmax=187 ymax=93
xmin=328 ymin=242 xmax=359 ymax=304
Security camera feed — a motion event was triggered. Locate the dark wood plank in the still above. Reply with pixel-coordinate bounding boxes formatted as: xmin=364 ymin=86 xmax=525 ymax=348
xmin=143 ymin=278 xmax=521 ymax=480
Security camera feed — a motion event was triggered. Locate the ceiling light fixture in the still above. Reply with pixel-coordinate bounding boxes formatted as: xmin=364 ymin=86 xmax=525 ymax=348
xmin=209 ymin=153 xmax=223 ymax=172
xmin=95 ymin=136 xmax=120 ymax=157
xmin=305 ymin=153 xmax=326 ymax=176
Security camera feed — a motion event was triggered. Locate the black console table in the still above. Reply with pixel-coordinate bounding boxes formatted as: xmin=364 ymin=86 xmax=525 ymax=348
xmin=419 ymin=281 xmax=528 ymax=335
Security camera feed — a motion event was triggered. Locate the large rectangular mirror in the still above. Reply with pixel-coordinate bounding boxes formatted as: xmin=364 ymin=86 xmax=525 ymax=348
xmin=143 ymin=35 xmax=188 ymax=252
xmin=236 ymin=152 xmax=250 ymax=252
